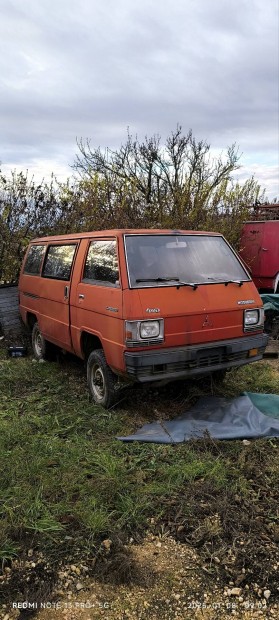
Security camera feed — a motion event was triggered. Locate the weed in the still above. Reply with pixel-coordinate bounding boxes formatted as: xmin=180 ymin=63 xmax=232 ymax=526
xmin=0 ymin=349 xmax=278 ymax=603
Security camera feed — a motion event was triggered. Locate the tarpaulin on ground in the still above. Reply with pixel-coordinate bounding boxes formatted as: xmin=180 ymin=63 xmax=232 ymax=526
xmin=117 ymin=392 xmax=279 ymax=443
xmin=261 ymin=294 xmax=279 ymax=313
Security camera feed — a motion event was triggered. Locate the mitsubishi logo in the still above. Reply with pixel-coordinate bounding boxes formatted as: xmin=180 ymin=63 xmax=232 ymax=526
xmin=202 ymin=315 xmax=213 ymax=328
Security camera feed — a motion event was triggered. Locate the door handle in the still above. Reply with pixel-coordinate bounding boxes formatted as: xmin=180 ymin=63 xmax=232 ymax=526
xmin=64 ymin=285 xmax=69 ymax=298
xmin=79 ymin=294 xmax=85 ymax=299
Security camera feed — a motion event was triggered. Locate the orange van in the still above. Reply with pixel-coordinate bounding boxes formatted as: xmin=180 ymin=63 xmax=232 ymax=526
xmin=19 ymin=229 xmax=268 ymax=408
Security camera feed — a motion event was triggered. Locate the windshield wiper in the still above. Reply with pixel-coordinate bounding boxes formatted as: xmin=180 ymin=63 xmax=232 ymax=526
xmin=136 ymin=277 xmax=180 ymax=283
xmin=135 ymin=277 xmax=198 ymax=290
xmin=175 ymin=280 xmax=198 ymax=290
xmin=207 ymin=277 xmax=244 ymax=287
xmin=224 ymin=280 xmax=244 ymax=287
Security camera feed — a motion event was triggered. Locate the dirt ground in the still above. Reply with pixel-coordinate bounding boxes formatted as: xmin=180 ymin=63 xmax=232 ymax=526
xmin=2 ymin=533 xmax=278 ymax=620
xmin=264 ymin=338 xmax=279 ymax=356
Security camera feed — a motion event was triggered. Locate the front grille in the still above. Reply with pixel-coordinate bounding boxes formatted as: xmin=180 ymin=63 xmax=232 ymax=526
xmin=133 ymin=346 xmax=265 ymax=378
xmin=126 ymin=337 xmax=164 ymax=348
xmin=197 ymin=349 xmax=247 ymax=368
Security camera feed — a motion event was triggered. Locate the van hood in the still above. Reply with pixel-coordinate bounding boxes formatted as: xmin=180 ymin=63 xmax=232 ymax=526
xmin=123 ymin=282 xmax=263 ymax=347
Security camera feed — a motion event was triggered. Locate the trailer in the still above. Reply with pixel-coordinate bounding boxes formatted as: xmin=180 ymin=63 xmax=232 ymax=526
xmin=239 ymin=205 xmax=279 ymax=349
xmin=239 ymin=218 xmax=279 ymax=293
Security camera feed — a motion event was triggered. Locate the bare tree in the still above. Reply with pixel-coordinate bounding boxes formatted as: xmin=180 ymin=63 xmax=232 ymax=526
xmin=73 ymin=125 xmax=243 ymax=226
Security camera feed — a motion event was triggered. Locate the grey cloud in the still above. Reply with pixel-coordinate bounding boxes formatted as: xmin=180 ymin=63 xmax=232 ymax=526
xmin=0 ymin=0 xmax=278 ymax=196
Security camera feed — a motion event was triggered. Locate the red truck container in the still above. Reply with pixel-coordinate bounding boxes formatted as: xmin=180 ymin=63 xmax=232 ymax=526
xmin=239 ymin=220 xmax=279 ymax=293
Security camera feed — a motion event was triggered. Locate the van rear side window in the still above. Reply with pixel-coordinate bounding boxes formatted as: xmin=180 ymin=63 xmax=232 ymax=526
xmin=24 ymin=245 xmax=46 ymax=275
xmin=42 ymin=244 xmax=77 ymax=280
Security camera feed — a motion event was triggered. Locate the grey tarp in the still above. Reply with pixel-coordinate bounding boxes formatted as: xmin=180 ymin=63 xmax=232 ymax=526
xmin=117 ymin=392 xmax=279 ymax=443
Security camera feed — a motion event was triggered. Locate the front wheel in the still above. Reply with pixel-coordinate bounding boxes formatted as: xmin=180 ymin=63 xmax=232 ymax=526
xmin=87 ymin=349 xmax=117 ymax=408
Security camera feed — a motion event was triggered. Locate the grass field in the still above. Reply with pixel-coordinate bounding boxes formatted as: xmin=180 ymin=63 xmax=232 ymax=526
xmin=0 ymin=344 xmax=278 ymax=605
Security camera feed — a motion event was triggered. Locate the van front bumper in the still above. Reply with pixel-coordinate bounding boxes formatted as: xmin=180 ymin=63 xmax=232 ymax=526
xmin=124 ymin=334 xmax=269 ymax=382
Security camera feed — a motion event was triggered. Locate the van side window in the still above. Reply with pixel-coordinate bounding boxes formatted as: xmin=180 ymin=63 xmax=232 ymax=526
xmin=24 ymin=245 xmax=46 ymax=275
xmin=42 ymin=244 xmax=77 ymax=280
xmin=83 ymin=240 xmax=119 ymax=286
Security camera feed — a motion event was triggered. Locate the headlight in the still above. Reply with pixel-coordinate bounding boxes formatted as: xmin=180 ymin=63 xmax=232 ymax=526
xmin=244 ymin=308 xmax=264 ymax=330
xmin=245 ymin=310 xmax=259 ymax=325
xmin=125 ymin=319 xmax=164 ymax=345
xmin=140 ymin=321 xmax=160 ymax=338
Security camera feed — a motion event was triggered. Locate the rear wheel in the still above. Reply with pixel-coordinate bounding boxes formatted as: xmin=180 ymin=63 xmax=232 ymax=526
xmin=87 ymin=349 xmax=117 ymax=408
xmin=32 ymin=322 xmax=56 ymax=360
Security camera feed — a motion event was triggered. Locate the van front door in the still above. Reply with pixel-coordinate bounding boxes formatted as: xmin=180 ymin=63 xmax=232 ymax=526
xmin=71 ymin=237 xmax=123 ymax=370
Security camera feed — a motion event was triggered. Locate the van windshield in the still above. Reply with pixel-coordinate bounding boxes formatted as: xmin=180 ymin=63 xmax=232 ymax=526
xmin=124 ymin=234 xmax=250 ymax=288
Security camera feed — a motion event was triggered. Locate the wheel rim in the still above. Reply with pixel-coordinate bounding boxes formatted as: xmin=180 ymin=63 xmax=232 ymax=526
xmin=34 ymin=330 xmax=43 ymax=357
xmin=91 ymin=363 xmax=106 ymax=401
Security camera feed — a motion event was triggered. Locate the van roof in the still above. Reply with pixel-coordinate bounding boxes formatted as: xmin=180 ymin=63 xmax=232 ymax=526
xmin=31 ymin=229 xmax=222 ymax=243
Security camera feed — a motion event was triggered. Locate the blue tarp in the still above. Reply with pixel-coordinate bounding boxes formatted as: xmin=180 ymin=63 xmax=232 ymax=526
xmin=118 ymin=392 xmax=279 ymax=443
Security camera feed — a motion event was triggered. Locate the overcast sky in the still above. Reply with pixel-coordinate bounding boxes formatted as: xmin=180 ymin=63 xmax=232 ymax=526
xmin=0 ymin=0 xmax=278 ymax=198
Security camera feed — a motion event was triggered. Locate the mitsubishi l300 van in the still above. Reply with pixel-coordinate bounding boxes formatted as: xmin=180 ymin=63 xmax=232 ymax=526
xmin=19 ymin=229 xmax=268 ymax=408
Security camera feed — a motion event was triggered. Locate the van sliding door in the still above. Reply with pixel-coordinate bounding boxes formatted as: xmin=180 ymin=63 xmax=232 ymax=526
xmin=40 ymin=243 xmax=78 ymax=350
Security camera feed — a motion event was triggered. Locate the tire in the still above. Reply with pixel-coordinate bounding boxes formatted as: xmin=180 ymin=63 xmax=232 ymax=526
xmin=87 ymin=349 xmax=117 ymax=408
xmin=31 ymin=322 xmax=55 ymax=361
